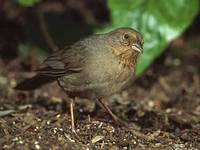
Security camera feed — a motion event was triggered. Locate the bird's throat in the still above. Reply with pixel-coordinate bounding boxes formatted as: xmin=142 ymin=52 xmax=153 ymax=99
xmin=118 ymin=50 xmax=138 ymax=68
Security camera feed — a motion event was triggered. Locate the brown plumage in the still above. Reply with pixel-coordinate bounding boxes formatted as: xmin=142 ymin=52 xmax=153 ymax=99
xmin=15 ymin=27 xmax=144 ymax=128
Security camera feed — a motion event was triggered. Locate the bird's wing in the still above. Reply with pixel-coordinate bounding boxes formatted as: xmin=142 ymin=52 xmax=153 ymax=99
xmin=36 ymin=43 xmax=87 ymax=77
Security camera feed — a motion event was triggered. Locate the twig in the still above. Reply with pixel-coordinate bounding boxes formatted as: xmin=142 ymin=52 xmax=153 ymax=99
xmin=37 ymin=11 xmax=59 ymax=52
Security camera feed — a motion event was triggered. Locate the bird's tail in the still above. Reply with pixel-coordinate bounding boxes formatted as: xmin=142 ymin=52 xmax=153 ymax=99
xmin=14 ymin=74 xmax=56 ymax=91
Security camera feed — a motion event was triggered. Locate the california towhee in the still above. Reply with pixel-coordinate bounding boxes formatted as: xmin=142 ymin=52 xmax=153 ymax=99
xmin=15 ymin=27 xmax=144 ymax=130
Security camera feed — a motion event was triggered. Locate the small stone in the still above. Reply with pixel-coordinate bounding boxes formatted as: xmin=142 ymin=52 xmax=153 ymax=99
xmin=91 ymin=135 xmax=104 ymax=143
xmin=51 ymin=96 xmax=62 ymax=103
xmin=148 ymin=101 xmax=155 ymax=108
xmin=35 ymin=144 xmax=40 ymax=149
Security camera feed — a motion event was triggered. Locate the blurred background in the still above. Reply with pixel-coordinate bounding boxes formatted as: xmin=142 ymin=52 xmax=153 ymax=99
xmin=0 ymin=0 xmax=199 ymax=75
xmin=0 ymin=0 xmax=200 ymax=149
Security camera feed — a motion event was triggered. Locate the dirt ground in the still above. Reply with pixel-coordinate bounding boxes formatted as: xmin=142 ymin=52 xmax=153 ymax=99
xmin=0 ymin=27 xmax=200 ymax=150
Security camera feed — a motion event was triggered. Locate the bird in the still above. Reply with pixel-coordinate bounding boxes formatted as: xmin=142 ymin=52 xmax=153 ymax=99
xmin=15 ymin=27 xmax=144 ymax=131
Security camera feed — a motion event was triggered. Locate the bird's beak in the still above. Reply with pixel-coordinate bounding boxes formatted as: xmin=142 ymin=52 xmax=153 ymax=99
xmin=131 ymin=43 xmax=143 ymax=53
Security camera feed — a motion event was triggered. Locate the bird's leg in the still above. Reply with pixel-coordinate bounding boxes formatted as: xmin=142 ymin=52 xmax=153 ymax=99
xmin=69 ymin=97 xmax=75 ymax=132
xmin=65 ymin=96 xmax=86 ymax=143
xmin=96 ymin=98 xmax=153 ymax=140
xmin=96 ymin=97 xmax=129 ymax=127
xmin=57 ymin=80 xmax=77 ymax=133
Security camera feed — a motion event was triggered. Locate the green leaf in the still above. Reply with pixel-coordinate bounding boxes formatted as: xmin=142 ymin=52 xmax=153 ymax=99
xmin=16 ymin=0 xmax=40 ymax=7
xmin=97 ymin=0 xmax=199 ymax=76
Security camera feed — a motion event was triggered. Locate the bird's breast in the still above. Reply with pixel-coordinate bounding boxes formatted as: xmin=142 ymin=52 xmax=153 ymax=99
xmin=58 ymin=45 xmax=136 ymax=98
xmin=78 ymin=52 xmax=135 ymax=96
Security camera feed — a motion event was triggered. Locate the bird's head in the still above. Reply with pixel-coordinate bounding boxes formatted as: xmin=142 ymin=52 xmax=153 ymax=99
xmin=107 ymin=27 xmax=144 ymax=68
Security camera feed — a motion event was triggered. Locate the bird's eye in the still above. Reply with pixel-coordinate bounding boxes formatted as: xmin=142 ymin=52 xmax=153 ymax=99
xmin=123 ymin=34 xmax=129 ymax=40
xmin=121 ymin=33 xmax=130 ymax=46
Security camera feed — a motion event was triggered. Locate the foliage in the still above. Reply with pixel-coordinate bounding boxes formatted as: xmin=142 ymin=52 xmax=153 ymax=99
xmin=16 ymin=0 xmax=40 ymax=7
xmin=17 ymin=0 xmax=199 ymax=75
xmin=98 ymin=0 xmax=199 ymax=75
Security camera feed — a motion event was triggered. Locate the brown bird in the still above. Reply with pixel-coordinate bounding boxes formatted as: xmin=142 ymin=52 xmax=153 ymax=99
xmin=15 ymin=27 xmax=144 ymax=131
